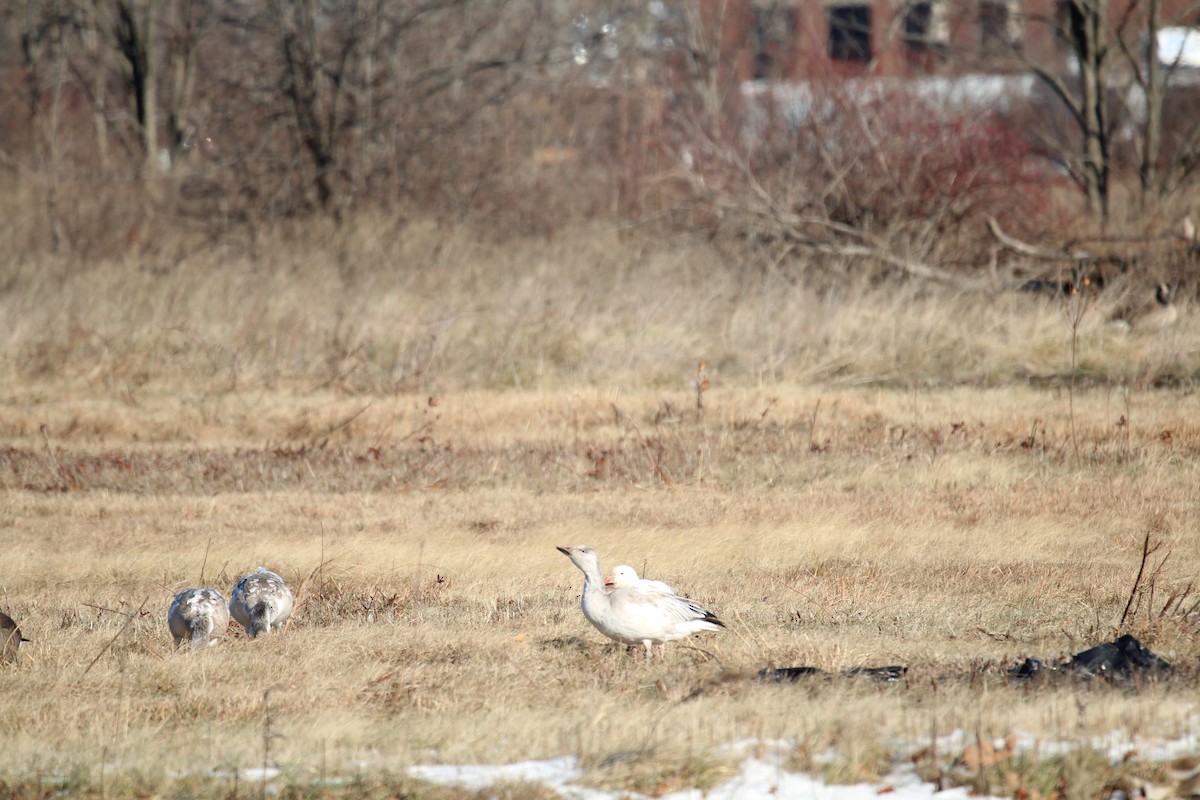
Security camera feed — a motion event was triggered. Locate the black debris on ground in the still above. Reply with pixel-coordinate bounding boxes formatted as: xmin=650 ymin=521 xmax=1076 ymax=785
xmin=756 ymin=665 xmax=907 ymax=684
xmin=757 ymin=636 xmax=1175 ymax=689
xmin=1007 ymin=635 xmax=1172 ymax=684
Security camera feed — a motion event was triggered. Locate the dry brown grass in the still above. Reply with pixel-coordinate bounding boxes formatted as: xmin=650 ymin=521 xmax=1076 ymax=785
xmin=3 ymin=212 xmax=1199 ymax=399
xmin=1 ymin=219 xmax=1199 ymax=797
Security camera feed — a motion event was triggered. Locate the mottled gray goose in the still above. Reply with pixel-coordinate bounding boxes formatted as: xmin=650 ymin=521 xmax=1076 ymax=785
xmin=168 ymin=588 xmax=230 ymax=650
xmin=229 ymin=567 xmax=295 ymax=639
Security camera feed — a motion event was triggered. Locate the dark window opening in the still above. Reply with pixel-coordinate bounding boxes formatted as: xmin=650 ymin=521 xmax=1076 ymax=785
xmin=828 ymin=5 xmax=872 ymax=62
xmin=980 ymin=0 xmax=1018 ymax=49
xmin=752 ymin=4 xmax=799 ymax=79
xmin=903 ymin=2 xmax=933 ymax=51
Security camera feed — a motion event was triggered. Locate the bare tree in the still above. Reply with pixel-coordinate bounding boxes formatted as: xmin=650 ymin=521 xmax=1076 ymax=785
xmin=1022 ymin=0 xmax=1113 ymax=219
xmin=683 ymin=1 xmax=729 ymax=131
xmin=161 ymin=0 xmax=211 ymax=164
xmin=0 ymin=0 xmax=651 ymax=235
xmin=99 ymin=0 xmax=162 ymax=174
xmin=1119 ymin=0 xmax=1200 ymax=202
xmin=219 ymin=0 xmax=551 ymax=214
xmin=269 ymin=0 xmax=343 ymax=209
xmin=1019 ymin=0 xmax=1200 ymax=222
xmin=11 ymin=0 xmax=73 ymax=249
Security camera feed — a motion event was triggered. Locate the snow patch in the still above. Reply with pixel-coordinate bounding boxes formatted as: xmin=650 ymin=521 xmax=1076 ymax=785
xmin=407 ymin=751 xmax=1007 ymax=800
xmin=408 ymin=726 xmax=1200 ymax=800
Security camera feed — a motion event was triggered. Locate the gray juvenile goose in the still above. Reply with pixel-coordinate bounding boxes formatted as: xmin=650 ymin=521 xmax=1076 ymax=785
xmin=168 ymin=588 xmax=230 ymax=650
xmin=0 ymin=611 xmax=30 ymax=663
xmin=1111 ymin=283 xmax=1178 ymax=332
xmin=229 ymin=567 xmax=295 ymax=639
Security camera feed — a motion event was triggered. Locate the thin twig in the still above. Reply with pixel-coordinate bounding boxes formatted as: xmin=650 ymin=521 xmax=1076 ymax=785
xmin=614 ymin=404 xmax=673 ymax=486
xmin=81 ymin=602 xmax=152 ymax=619
xmin=312 ymin=403 xmax=372 ymax=448
xmin=1118 ymin=532 xmax=1161 ymax=631
xmin=39 ymin=424 xmax=72 ymax=491
xmin=808 ymin=398 xmax=822 ymax=451
xmin=744 ymin=560 xmax=822 ymax=608
xmin=304 ymin=400 xmax=369 ymax=450
xmin=1063 ymin=275 xmax=1093 ymax=463
xmin=83 ymin=597 xmax=149 ymax=676
xmin=288 ymin=557 xmax=337 ymax=630
xmin=986 ymin=216 xmax=1090 ymax=261
xmin=199 ymin=537 xmax=212 ymax=586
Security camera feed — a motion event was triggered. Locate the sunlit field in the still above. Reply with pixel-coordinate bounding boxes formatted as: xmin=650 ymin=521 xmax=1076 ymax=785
xmin=1 ymin=220 xmax=1198 ymax=798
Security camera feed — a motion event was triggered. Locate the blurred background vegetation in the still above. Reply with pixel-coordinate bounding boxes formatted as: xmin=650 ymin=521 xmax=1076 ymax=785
xmin=1 ymin=1 xmax=1199 ymax=393
xmin=1 ymin=1 xmax=1197 ymax=245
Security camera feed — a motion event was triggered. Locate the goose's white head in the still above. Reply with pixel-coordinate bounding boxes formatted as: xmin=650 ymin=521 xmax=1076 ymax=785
xmin=557 ymin=545 xmax=602 ymax=578
xmin=603 ymin=564 xmax=639 ymax=589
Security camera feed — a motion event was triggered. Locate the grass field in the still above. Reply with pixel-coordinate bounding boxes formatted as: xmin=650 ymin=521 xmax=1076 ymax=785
xmin=1 ymin=220 xmax=1198 ymax=798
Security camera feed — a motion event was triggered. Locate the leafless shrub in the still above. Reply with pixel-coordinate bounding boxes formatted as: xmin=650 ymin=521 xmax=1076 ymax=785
xmin=661 ymin=79 xmax=1072 ymax=287
xmin=1119 ymin=527 xmax=1199 ymax=638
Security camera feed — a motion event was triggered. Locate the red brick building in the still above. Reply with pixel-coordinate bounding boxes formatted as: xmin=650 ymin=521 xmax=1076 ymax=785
xmin=699 ymin=0 xmax=1200 ymax=80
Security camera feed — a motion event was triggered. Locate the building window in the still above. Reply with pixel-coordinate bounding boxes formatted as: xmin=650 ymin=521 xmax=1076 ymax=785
xmin=903 ymin=1 xmax=948 ymax=52
xmin=752 ymin=3 xmax=799 ymax=80
xmin=980 ymin=0 xmax=1022 ymax=49
xmin=828 ymin=4 xmax=872 ymax=62
xmin=905 ymin=2 xmax=933 ymax=49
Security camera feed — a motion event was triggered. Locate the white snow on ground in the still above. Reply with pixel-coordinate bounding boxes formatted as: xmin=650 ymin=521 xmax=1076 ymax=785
xmin=206 ymin=767 xmax=282 ymax=782
xmin=674 ymin=759 xmax=1001 ymax=800
xmin=895 ymin=727 xmax=1200 ymax=766
xmin=408 ymin=726 xmax=1200 ymax=800
xmin=408 ymin=756 xmax=592 ymax=796
xmin=408 ymin=740 xmax=1008 ymax=800
xmin=1019 ymin=727 xmax=1200 ymax=763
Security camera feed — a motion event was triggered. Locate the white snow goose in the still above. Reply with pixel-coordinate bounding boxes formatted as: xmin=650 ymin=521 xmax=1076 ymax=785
xmin=168 ymin=588 xmax=230 ymax=650
xmin=558 ymin=545 xmax=723 ymax=662
xmin=229 ymin=567 xmax=295 ymax=639
xmin=603 ymin=564 xmax=676 ymax=595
